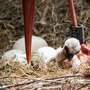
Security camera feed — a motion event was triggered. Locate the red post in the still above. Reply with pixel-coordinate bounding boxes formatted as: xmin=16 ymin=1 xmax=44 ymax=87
xmin=22 ymin=0 xmax=35 ymax=64
xmin=68 ymin=0 xmax=78 ymax=27
xmin=68 ymin=0 xmax=90 ymax=55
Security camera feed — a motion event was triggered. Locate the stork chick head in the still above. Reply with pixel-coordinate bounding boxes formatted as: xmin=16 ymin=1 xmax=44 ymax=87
xmin=63 ymin=38 xmax=81 ymax=60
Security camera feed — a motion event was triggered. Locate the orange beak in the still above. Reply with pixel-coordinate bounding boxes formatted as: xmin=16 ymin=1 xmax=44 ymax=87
xmin=22 ymin=0 xmax=35 ymax=64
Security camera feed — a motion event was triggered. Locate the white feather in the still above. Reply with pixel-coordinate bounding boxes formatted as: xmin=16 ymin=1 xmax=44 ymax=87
xmin=64 ymin=38 xmax=80 ymax=54
xmin=37 ymin=47 xmax=56 ymax=64
xmin=72 ymin=55 xmax=81 ymax=67
xmin=2 ymin=49 xmax=26 ymax=64
xmin=55 ymin=47 xmax=66 ymax=63
xmin=13 ymin=36 xmax=48 ymax=52
xmin=2 ymin=47 xmax=56 ymax=65
xmin=56 ymin=47 xmax=63 ymax=54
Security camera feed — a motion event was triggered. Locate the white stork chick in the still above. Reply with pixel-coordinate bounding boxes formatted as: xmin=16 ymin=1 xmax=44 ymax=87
xmin=55 ymin=38 xmax=81 ymax=68
xmin=31 ymin=46 xmax=56 ymax=70
xmin=13 ymin=36 xmax=48 ymax=52
xmin=2 ymin=46 xmax=56 ymax=69
xmin=37 ymin=46 xmax=56 ymax=64
xmin=2 ymin=49 xmax=26 ymax=64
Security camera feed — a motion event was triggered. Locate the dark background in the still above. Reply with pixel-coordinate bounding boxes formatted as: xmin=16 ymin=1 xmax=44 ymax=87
xmin=0 ymin=0 xmax=90 ymax=55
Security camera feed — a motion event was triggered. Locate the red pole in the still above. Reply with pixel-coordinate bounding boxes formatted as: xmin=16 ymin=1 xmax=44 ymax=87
xmin=22 ymin=0 xmax=35 ymax=64
xmin=68 ymin=0 xmax=90 ymax=55
xmin=68 ymin=0 xmax=78 ymax=27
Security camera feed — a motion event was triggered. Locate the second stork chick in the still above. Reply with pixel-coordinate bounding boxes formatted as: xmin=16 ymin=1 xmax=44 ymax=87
xmin=56 ymin=38 xmax=81 ymax=68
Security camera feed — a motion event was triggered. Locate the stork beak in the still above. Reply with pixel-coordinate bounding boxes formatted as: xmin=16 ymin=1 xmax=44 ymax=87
xmin=22 ymin=0 xmax=35 ymax=64
xmin=67 ymin=53 xmax=74 ymax=60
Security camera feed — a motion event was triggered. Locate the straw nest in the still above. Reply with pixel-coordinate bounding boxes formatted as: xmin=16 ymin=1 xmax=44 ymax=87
xmin=0 ymin=53 xmax=90 ymax=90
